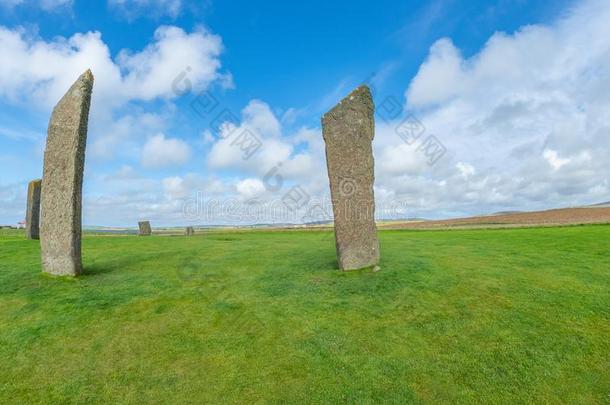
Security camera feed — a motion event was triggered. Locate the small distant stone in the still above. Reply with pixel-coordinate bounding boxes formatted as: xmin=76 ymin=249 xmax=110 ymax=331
xmin=25 ymin=179 xmax=42 ymax=240
xmin=138 ymin=221 xmax=152 ymax=236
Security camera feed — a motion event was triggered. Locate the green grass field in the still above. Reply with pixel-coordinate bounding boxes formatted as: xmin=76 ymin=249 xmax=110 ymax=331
xmin=0 ymin=226 xmax=608 ymax=403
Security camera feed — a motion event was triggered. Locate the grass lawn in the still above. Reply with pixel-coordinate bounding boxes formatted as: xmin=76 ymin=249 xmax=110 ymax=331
xmin=0 ymin=225 xmax=608 ymax=403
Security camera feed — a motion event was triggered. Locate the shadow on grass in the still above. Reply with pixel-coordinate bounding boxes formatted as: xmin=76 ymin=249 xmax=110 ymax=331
xmin=82 ymin=257 xmax=136 ymax=277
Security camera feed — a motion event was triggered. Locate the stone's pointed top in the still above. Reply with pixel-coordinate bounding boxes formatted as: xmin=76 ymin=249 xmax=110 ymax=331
xmin=344 ymin=84 xmax=372 ymax=100
xmin=79 ymin=69 xmax=94 ymax=85
xmin=322 ymin=84 xmax=373 ymax=123
xmin=52 ymin=69 xmax=94 ymax=112
xmin=70 ymin=69 xmax=94 ymax=93
xmin=83 ymin=68 xmax=93 ymax=79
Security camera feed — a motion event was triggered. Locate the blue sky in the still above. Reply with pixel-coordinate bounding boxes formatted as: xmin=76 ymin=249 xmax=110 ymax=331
xmin=1 ymin=0 xmax=609 ymax=226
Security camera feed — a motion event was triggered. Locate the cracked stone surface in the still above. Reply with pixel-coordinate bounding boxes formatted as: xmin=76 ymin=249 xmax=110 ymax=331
xmin=322 ymin=85 xmax=380 ymax=271
xmin=40 ymin=70 xmax=94 ymax=276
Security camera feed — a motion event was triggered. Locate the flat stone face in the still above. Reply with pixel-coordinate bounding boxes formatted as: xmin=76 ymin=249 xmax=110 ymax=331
xmin=40 ymin=70 xmax=94 ymax=276
xmin=322 ymin=85 xmax=380 ymax=271
xmin=138 ymin=221 xmax=152 ymax=236
xmin=25 ymin=179 xmax=42 ymax=240
xmin=185 ymin=226 xmax=194 ymax=236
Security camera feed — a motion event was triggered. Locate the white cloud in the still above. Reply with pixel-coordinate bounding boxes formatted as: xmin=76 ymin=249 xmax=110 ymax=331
xmin=406 ymin=38 xmax=464 ymax=107
xmin=0 ymin=0 xmax=72 ymax=10
xmin=90 ymin=112 xmax=166 ymax=160
xmin=208 ymin=100 xmax=310 ymax=177
xmin=376 ymin=137 xmax=428 ymax=176
xmin=0 ymin=181 xmax=26 ymax=224
xmin=118 ymin=26 xmax=225 ymax=101
xmin=108 ymin=0 xmax=183 ymax=19
xmin=162 ymin=173 xmax=227 ymax=200
xmin=0 ymin=23 xmax=227 ymax=168
xmin=141 ymin=133 xmax=191 ymax=168
xmin=40 ymin=0 xmax=71 ymax=9
xmin=241 ymin=99 xmax=282 ymax=138
xmin=235 ymin=178 xmax=266 ymax=200
xmin=0 ymin=25 xmax=225 ymax=110
xmin=543 ymin=149 xmax=570 ymax=171
xmin=201 ymin=129 xmax=215 ymax=144
xmin=5 ymin=0 xmax=610 ymax=226
xmin=204 ymin=99 xmax=331 ymax=215
xmin=456 ymin=162 xmax=475 ymax=178
xmin=162 ymin=176 xmax=188 ymax=199
xmin=376 ymin=0 xmax=610 ymax=217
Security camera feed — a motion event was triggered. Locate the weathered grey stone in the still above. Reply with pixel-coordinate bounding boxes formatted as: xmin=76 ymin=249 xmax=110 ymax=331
xmin=185 ymin=226 xmax=195 ymax=236
xmin=40 ymin=70 xmax=94 ymax=276
xmin=25 ymin=179 xmax=42 ymax=240
xmin=322 ymin=85 xmax=380 ymax=271
xmin=138 ymin=221 xmax=152 ymax=236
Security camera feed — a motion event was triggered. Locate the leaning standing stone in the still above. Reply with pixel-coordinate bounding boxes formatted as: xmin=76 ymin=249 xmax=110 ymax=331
xmin=25 ymin=179 xmax=42 ymax=240
xmin=322 ymin=85 xmax=380 ymax=271
xmin=138 ymin=221 xmax=152 ymax=236
xmin=185 ymin=226 xmax=194 ymax=236
xmin=40 ymin=70 xmax=94 ymax=276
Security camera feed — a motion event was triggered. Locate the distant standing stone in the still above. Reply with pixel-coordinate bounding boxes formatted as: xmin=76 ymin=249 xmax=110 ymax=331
xmin=185 ymin=226 xmax=195 ymax=236
xmin=40 ymin=70 xmax=94 ymax=276
xmin=322 ymin=85 xmax=380 ymax=271
xmin=25 ymin=179 xmax=42 ymax=240
xmin=139 ymin=221 xmax=152 ymax=236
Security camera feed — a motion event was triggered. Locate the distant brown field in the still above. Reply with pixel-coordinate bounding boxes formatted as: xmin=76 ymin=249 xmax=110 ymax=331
xmin=382 ymin=207 xmax=610 ymax=230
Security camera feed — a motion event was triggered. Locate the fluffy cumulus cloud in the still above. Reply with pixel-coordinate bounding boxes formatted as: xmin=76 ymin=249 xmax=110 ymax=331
xmin=195 ymin=99 xmax=330 ymax=222
xmin=64 ymin=0 xmax=610 ymax=225
xmin=0 ymin=22 xmax=226 ymax=167
xmin=3 ymin=0 xmax=610 ymax=226
xmin=161 ymin=173 xmax=227 ymax=200
xmin=369 ymin=0 xmax=610 ymax=218
xmin=83 ymin=98 xmax=329 ymax=226
xmin=208 ymin=100 xmax=289 ymax=173
xmin=89 ymin=111 xmax=167 ymax=160
xmin=207 ymin=100 xmax=324 ymax=186
xmin=235 ymin=178 xmax=266 ymax=200
xmin=78 ymin=167 xmax=232 ymax=226
xmin=0 ymin=24 xmax=225 ymax=110
xmin=0 ymin=22 xmax=228 ymax=222
xmin=141 ymin=133 xmax=192 ymax=168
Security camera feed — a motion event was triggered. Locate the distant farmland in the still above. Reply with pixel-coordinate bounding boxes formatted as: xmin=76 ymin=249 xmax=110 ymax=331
xmin=383 ymin=207 xmax=610 ymax=230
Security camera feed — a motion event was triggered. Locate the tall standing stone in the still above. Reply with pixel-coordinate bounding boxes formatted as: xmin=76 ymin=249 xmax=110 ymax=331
xmin=40 ymin=70 xmax=94 ymax=276
xmin=138 ymin=221 xmax=152 ymax=236
xmin=322 ymin=85 xmax=380 ymax=271
xmin=185 ymin=226 xmax=194 ymax=236
xmin=25 ymin=179 xmax=42 ymax=240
